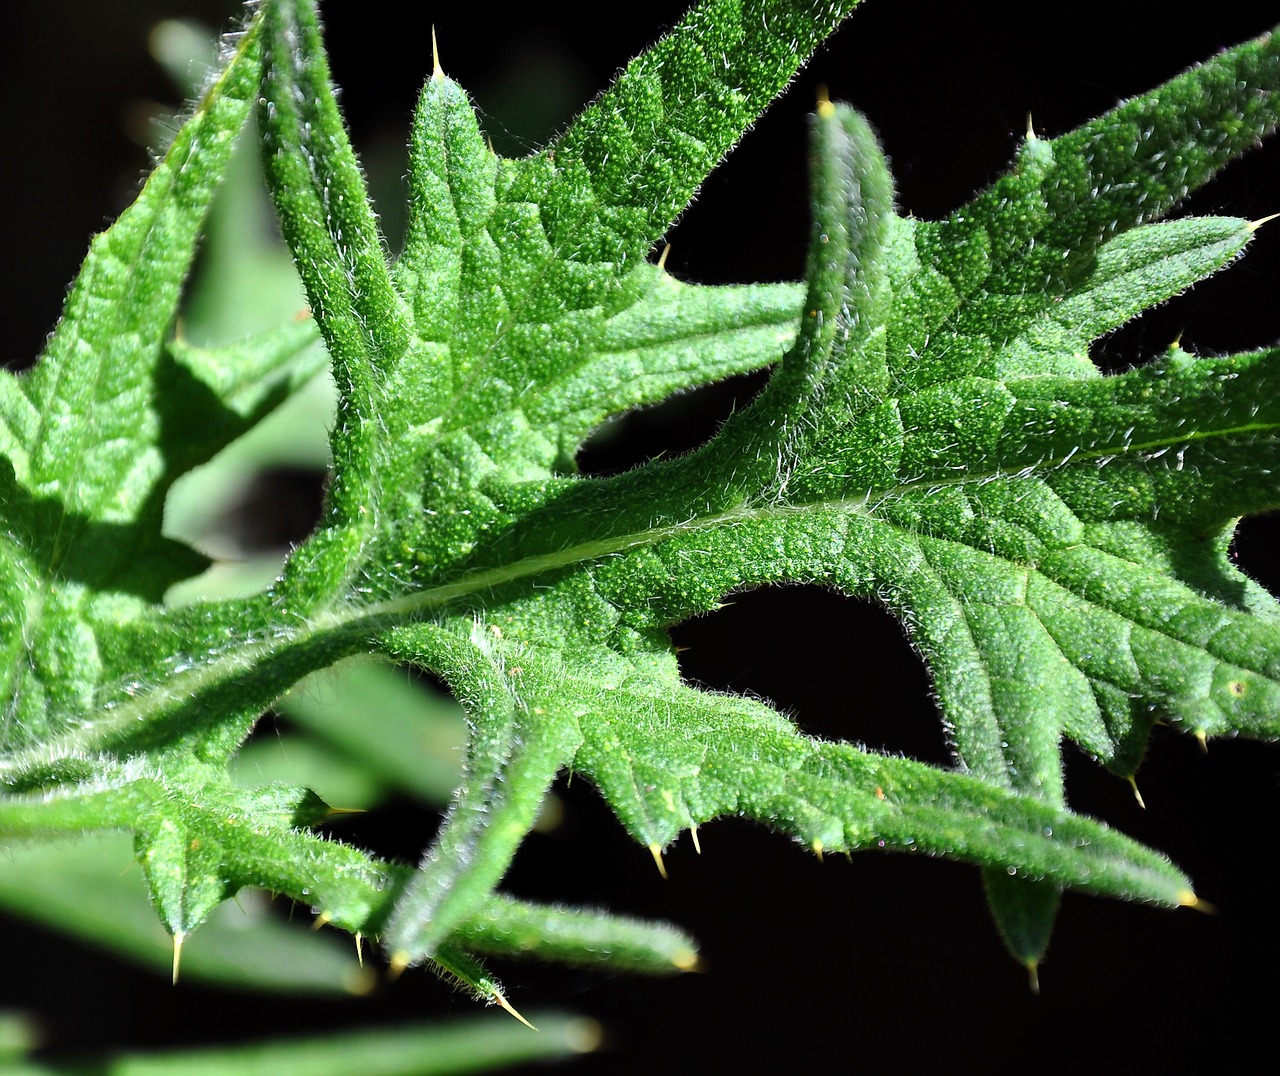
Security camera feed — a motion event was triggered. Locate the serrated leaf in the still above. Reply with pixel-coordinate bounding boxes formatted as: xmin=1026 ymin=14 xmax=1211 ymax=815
xmin=0 ymin=21 xmax=272 ymax=753
xmin=0 ymin=832 xmax=368 ymax=995
xmin=5 ymin=0 xmax=1280 ymax=1010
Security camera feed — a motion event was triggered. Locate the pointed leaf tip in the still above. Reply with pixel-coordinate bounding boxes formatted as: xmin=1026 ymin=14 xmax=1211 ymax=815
xmin=171 ymin=932 xmax=185 ymax=986
xmin=1128 ymin=777 xmax=1147 ymax=810
xmin=1180 ymin=891 xmax=1214 ymax=914
xmin=495 ymin=992 xmax=538 ymax=1030
xmin=672 ymin=948 xmax=702 ymax=972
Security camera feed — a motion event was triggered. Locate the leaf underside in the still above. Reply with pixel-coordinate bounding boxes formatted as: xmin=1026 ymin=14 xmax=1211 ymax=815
xmin=2 ymin=0 xmax=1279 ymax=1000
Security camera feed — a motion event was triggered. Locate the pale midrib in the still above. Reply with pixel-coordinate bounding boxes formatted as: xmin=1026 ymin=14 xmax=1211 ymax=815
xmin=4 ymin=402 xmax=1274 ymax=774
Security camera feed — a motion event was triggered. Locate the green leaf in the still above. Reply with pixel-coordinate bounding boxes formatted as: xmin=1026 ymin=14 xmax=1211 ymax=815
xmin=0 ymin=19 xmax=272 ymax=754
xmin=4 ymin=0 xmax=1280 ymax=1021
xmin=267 ymin=658 xmax=467 ymax=806
xmin=0 ymin=832 xmax=369 ymax=995
xmin=103 ymin=1015 xmax=597 ymax=1076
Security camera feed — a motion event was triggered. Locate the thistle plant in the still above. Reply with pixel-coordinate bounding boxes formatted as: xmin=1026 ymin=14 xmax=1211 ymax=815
xmin=2 ymin=0 xmax=1279 ymax=1043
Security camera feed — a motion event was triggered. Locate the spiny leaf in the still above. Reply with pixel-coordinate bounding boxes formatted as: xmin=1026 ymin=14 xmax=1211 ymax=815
xmin=13 ymin=21 xmax=265 ymax=527
xmin=0 ymin=19 xmax=271 ymax=753
xmin=4 ymin=0 xmax=1280 ymax=1013
xmin=547 ymin=0 xmax=867 ymax=262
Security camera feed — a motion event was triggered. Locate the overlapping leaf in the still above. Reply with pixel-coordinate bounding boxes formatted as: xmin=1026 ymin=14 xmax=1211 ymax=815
xmin=2 ymin=0 xmax=1279 ymax=1007
xmin=366 ymin=18 xmax=1280 ymax=971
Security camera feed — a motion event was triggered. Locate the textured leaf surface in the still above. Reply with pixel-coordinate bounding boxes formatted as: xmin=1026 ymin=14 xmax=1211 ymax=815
xmin=2 ymin=0 xmax=1279 ymax=1009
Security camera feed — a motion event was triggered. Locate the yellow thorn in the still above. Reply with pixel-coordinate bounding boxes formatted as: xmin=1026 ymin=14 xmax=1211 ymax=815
xmin=388 ymin=951 xmax=411 ymax=981
xmin=689 ymin=825 xmax=702 ymax=855
xmin=171 ymin=932 xmax=185 ymax=986
xmin=1179 ymin=890 xmax=1216 ymax=915
xmin=812 ymin=839 xmax=825 ymax=862
xmin=1247 ymin=211 xmax=1280 ymax=232
xmin=311 ymin=911 xmax=333 ymax=932
xmin=494 ymin=991 xmax=538 ymax=1030
xmin=816 ymin=85 xmax=834 ymax=118
xmin=1195 ymin=730 xmax=1209 ymax=753
xmin=1128 ymin=776 xmax=1146 ymax=810
xmin=355 ymin=932 xmax=364 ymax=968
xmin=1026 ymin=960 xmax=1041 ymax=996
xmin=431 ymin=26 xmax=443 ymax=81
xmin=672 ymin=948 xmax=702 ymax=972
xmin=648 ymin=843 xmax=669 ymax=880
xmin=1025 ymin=112 xmax=1036 ymax=141
xmin=325 ymin=806 xmax=367 ymax=817
xmin=656 ymin=243 xmax=671 ymax=271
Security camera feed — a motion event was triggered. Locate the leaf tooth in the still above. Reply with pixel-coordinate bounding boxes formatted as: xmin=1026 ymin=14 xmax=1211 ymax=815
xmin=494 ymin=992 xmax=538 ymax=1031
xmin=1128 ymin=776 xmax=1146 ymax=809
xmin=171 ymin=931 xmax=184 ymax=986
xmin=387 ymin=950 xmax=410 ymax=981
xmin=1181 ymin=891 xmax=1212 ymax=913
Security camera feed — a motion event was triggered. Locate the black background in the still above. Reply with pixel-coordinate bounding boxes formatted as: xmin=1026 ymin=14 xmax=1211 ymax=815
xmin=3 ymin=2 xmax=1279 ymax=1070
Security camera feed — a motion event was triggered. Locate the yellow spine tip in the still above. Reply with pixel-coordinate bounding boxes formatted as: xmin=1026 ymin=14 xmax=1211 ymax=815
xmin=431 ymin=26 xmax=443 ymax=81
xmin=656 ymin=243 xmax=671 ymax=271
xmin=816 ymin=87 xmax=835 ymax=117
xmin=812 ymin=839 xmax=825 ymax=862
xmin=1195 ymin=730 xmax=1209 ymax=753
xmin=672 ymin=948 xmax=702 ymax=972
xmin=1247 ymin=211 xmax=1280 ymax=232
xmin=1127 ymin=776 xmax=1146 ymax=810
xmin=1180 ymin=890 xmax=1215 ymax=914
xmin=355 ymin=932 xmax=365 ymax=968
xmin=689 ymin=825 xmax=702 ymax=855
xmin=171 ymin=932 xmax=185 ymax=986
xmin=311 ymin=911 xmax=333 ymax=931
xmin=495 ymin=992 xmax=538 ymax=1030
xmin=1025 ymin=112 xmax=1037 ymax=141
xmin=649 ymin=843 xmax=669 ymax=880
xmin=388 ymin=951 xmax=411 ymax=980
xmin=1026 ymin=960 xmax=1041 ymax=995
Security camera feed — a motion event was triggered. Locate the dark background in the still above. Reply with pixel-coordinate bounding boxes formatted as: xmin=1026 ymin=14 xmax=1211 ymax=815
xmin=3 ymin=1 xmax=1279 ymax=1070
